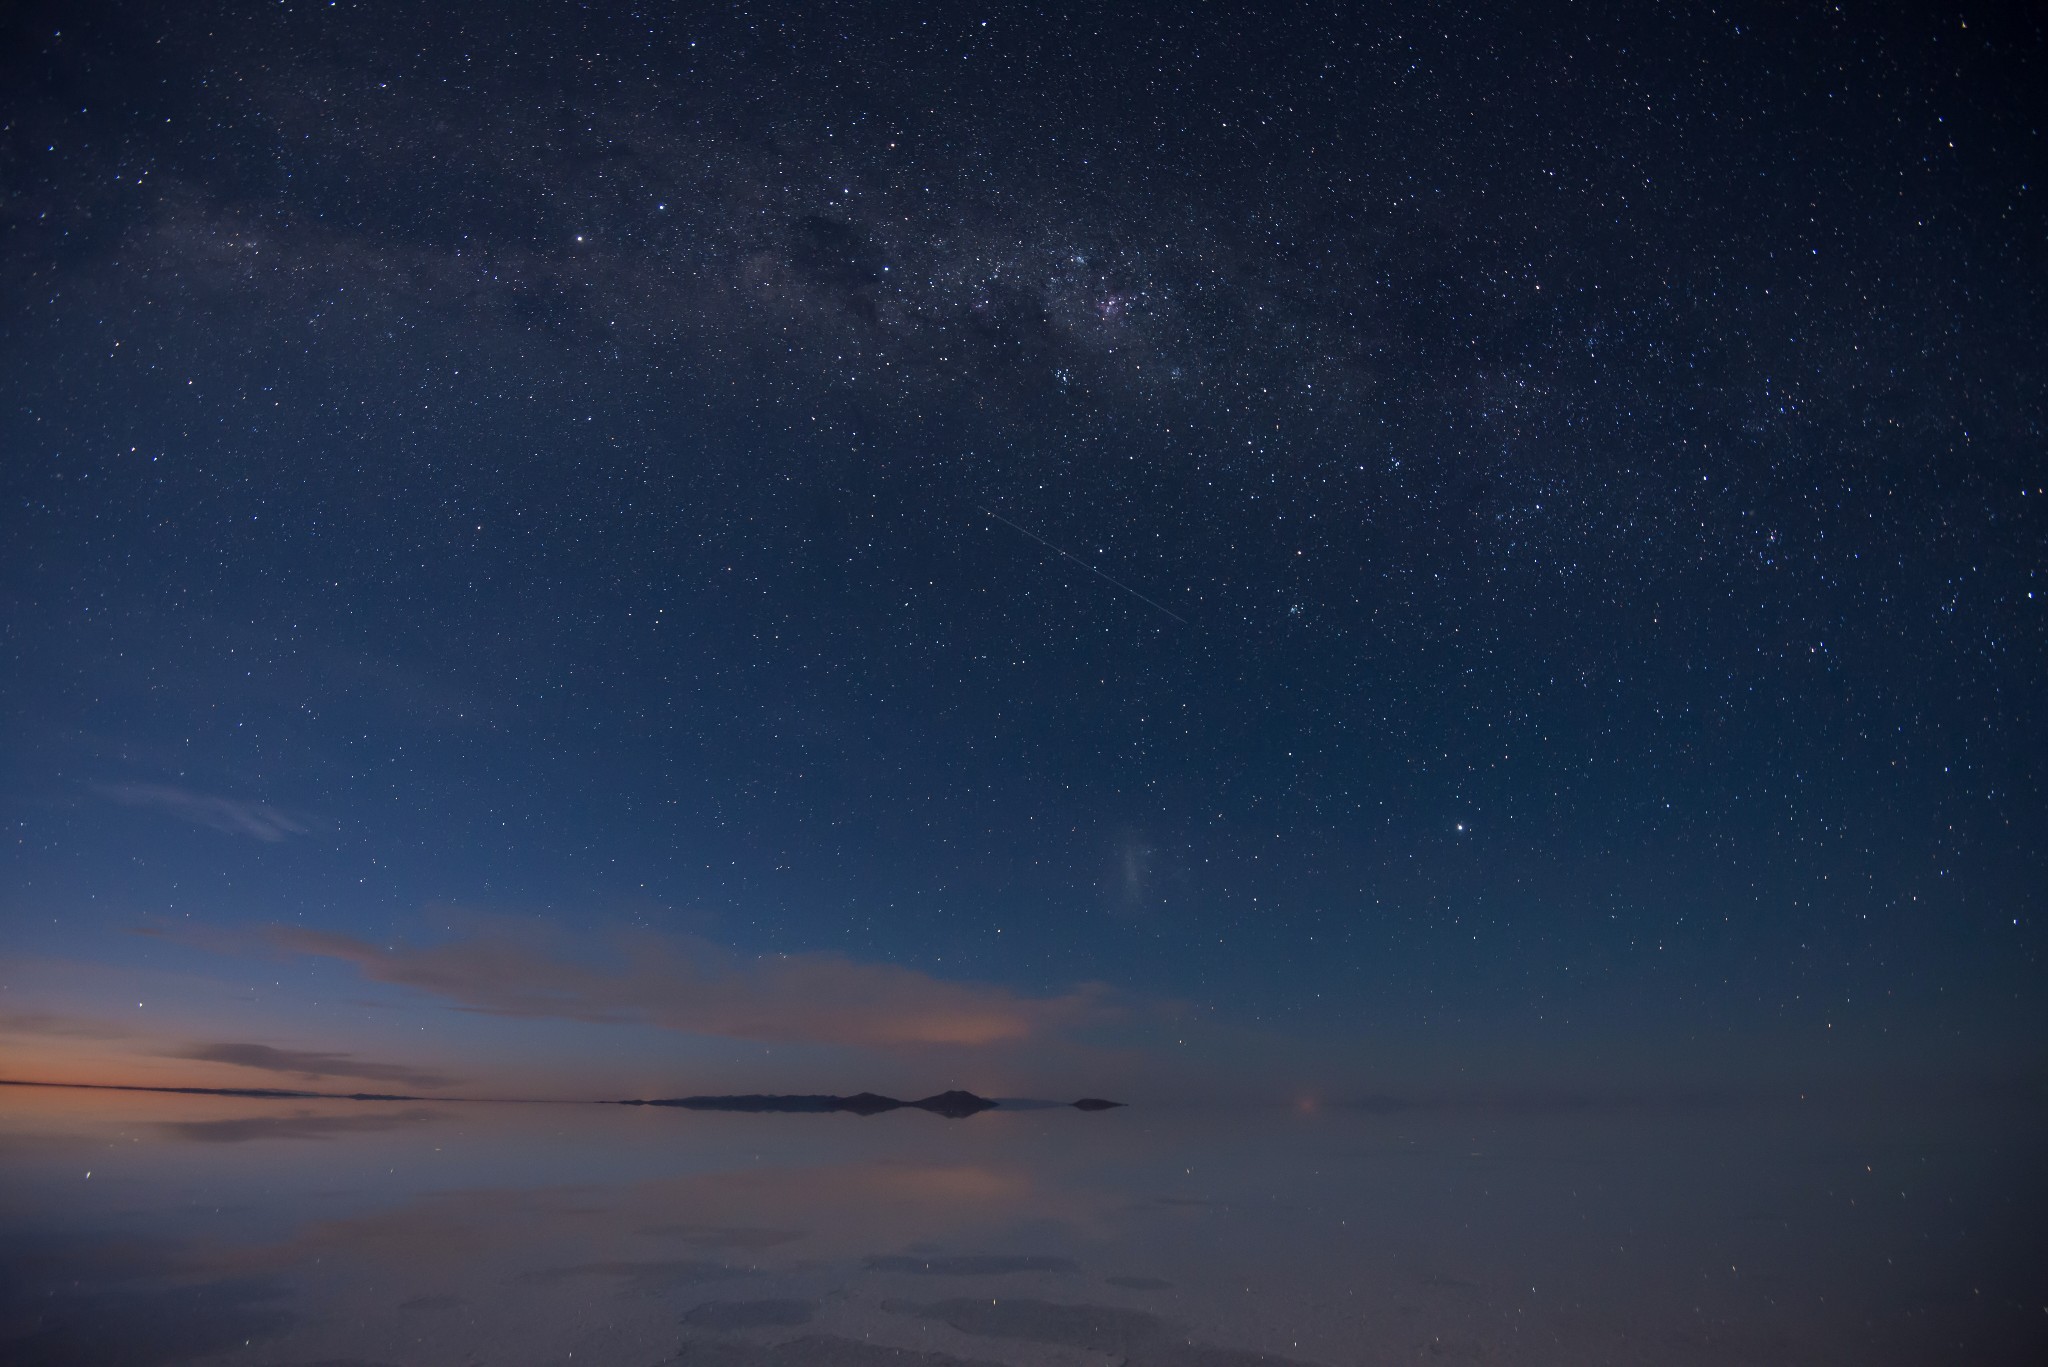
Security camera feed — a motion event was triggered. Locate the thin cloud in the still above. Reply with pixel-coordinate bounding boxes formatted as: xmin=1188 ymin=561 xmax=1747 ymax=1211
xmin=0 ymin=1010 xmax=132 ymax=1040
xmin=176 ymin=1042 xmax=456 ymax=1091
xmin=96 ymin=783 xmax=309 ymax=842
xmin=265 ymin=925 xmax=1115 ymax=1050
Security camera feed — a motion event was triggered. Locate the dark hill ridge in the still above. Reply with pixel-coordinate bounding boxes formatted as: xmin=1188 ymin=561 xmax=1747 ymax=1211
xmin=615 ymin=1091 xmax=1125 ymax=1118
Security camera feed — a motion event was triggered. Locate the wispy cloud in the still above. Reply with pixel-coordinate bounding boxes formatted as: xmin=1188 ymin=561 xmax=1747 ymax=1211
xmin=263 ymin=925 xmax=1114 ymax=1050
xmin=0 ymin=1010 xmax=132 ymax=1040
xmin=95 ymin=783 xmax=309 ymax=842
xmin=175 ymin=1042 xmax=456 ymax=1091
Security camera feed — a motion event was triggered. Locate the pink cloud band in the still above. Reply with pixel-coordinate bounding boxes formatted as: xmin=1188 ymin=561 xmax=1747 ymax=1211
xmin=267 ymin=925 xmax=1113 ymax=1050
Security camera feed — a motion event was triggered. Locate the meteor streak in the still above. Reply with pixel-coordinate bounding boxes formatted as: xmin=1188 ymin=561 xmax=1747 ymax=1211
xmin=976 ymin=506 xmax=1188 ymax=624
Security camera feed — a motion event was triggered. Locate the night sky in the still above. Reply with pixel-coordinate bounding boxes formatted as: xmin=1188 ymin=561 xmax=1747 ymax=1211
xmin=3 ymin=0 xmax=2042 ymax=1102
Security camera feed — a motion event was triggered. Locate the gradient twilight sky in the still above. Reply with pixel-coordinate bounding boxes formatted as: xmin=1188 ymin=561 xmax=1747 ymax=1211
xmin=2 ymin=0 xmax=2041 ymax=1103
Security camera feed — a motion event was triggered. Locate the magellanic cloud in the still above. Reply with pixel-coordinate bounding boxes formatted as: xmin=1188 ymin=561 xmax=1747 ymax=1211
xmin=264 ymin=925 xmax=1116 ymax=1050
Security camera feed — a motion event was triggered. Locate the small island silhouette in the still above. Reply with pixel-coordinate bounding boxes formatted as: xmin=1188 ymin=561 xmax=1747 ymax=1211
xmin=616 ymin=1091 xmax=1125 ymax=1118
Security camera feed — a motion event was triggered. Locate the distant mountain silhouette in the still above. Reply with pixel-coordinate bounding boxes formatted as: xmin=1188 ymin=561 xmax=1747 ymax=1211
xmin=2 ymin=1077 xmax=1124 ymax=1114
xmin=613 ymin=1090 xmax=1109 ymax=1118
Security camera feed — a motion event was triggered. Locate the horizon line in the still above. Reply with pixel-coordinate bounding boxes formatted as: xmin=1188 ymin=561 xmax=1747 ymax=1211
xmin=0 ymin=1077 xmax=1109 ymax=1109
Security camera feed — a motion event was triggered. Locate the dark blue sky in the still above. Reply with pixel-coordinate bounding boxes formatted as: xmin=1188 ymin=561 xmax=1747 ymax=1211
xmin=2 ymin=0 xmax=2041 ymax=1100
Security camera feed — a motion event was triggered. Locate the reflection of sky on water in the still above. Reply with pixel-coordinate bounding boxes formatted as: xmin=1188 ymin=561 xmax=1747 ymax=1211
xmin=2 ymin=1085 xmax=2041 ymax=1365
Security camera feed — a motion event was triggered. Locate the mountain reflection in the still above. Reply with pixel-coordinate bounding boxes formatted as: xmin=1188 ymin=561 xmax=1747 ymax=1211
xmin=1 ymin=1084 xmax=2039 ymax=1365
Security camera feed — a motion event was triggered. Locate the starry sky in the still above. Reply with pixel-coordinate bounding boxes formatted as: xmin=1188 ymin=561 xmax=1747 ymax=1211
xmin=2 ymin=0 xmax=2042 ymax=1102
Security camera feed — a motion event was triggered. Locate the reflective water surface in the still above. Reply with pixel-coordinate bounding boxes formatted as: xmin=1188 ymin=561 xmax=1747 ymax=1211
xmin=2 ymin=1084 xmax=2040 ymax=1366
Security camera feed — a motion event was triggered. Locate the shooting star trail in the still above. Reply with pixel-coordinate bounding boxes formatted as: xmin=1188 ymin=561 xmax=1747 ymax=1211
xmin=976 ymin=506 xmax=1189 ymax=624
